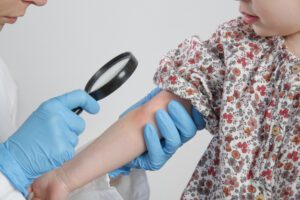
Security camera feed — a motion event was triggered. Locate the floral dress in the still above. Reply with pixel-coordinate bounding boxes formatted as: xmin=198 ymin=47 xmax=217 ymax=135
xmin=153 ymin=16 xmax=300 ymax=200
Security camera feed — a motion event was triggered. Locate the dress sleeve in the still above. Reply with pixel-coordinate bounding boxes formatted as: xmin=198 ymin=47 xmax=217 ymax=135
xmin=153 ymin=26 xmax=225 ymax=135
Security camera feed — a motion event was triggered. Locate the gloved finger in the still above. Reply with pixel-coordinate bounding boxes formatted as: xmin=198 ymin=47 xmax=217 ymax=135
xmin=60 ymin=108 xmax=86 ymax=136
xmin=109 ymin=166 xmax=131 ymax=179
xmin=192 ymin=107 xmax=206 ymax=130
xmin=56 ymin=89 xmax=100 ymax=114
xmin=144 ymin=123 xmax=166 ymax=157
xmin=123 ymin=157 xmax=144 ymax=171
xmin=156 ymin=110 xmax=182 ymax=155
xmin=144 ymin=123 xmax=169 ymax=170
xmin=52 ymin=143 xmax=75 ymax=166
xmin=120 ymin=87 xmax=161 ymax=118
xmin=126 ymin=123 xmax=165 ymax=170
xmin=168 ymin=100 xmax=197 ymax=143
xmin=62 ymin=129 xmax=79 ymax=147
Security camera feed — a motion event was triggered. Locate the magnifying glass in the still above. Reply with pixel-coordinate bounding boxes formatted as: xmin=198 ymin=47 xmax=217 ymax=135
xmin=73 ymin=52 xmax=138 ymax=115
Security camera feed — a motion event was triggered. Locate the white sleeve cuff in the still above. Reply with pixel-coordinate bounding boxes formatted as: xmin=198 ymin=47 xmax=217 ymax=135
xmin=0 ymin=172 xmax=25 ymax=200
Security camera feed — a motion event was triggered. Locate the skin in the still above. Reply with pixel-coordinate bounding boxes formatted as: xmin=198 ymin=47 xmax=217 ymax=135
xmin=239 ymin=0 xmax=300 ymax=57
xmin=0 ymin=0 xmax=47 ymax=31
xmin=31 ymin=91 xmax=191 ymax=200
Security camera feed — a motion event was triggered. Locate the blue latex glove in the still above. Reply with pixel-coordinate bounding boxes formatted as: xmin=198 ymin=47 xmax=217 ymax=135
xmin=109 ymin=88 xmax=205 ymax=178
xmin=0 ymin=89 xmax=99 ymax=196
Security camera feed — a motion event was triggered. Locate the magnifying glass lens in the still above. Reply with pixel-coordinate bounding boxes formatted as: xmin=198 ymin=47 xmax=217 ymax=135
xmin=74 ymin=52 xmax=137 ymax=115
xmin=90 ymin=58 xmax=130 ymax=92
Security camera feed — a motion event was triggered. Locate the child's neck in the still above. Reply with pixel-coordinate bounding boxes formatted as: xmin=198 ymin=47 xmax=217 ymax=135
xmin=284 ymin=32 xmax=300 ymax=58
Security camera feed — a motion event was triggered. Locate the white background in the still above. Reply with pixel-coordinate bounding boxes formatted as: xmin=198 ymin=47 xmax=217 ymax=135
xmin=0 ymin=1 xmax=239 ymax=199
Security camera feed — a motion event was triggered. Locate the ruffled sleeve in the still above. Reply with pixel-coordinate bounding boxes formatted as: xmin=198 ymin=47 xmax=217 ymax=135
xmin=153 ymin=26 xmax=225 ymax=135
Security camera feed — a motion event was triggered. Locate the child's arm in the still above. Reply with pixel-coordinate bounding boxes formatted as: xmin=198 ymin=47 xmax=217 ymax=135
xmin=31 ymin=90 xmax=191 ymax=200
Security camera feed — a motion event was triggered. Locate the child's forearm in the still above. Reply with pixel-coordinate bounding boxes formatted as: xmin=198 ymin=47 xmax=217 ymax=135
xmin=57 ymin=91 xmax=191 ymax=191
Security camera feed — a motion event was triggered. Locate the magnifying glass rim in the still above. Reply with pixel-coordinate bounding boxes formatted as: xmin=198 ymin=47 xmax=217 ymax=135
xmin=74 ymin=52 xmax=138 ymax=115
xmin=86 ymin=51 xmax=137 ymax=98
xmin=85 ymin=52 xmax=136 ymax=94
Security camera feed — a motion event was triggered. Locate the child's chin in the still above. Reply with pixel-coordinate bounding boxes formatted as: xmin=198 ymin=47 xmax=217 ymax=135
xmin=252 ymin=26 xmax=278 ymax=37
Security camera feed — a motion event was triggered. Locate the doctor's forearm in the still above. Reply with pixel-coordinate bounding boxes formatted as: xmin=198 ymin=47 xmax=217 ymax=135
xmin=58 ymin=90 xmax=191 ymax=191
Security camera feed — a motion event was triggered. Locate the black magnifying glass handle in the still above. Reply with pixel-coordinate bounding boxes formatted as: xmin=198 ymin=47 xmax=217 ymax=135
xmin=73 ymin=108 xmax=83 ymax=115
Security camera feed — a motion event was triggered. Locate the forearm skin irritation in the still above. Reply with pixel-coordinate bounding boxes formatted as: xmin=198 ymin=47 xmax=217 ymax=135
xmin=59 ymin=90 xmax=191 ymax=191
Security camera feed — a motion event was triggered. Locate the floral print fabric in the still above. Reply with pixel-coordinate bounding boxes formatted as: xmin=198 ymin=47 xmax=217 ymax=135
xmin=153 ymin=17 xmax=300 ymax=200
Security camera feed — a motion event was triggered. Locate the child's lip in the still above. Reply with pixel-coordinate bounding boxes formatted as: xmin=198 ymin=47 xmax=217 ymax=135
xmin=241 ymin=12 xmax=259 ymax=24
xmin=241 ymin=11 xmax=258 ymax=17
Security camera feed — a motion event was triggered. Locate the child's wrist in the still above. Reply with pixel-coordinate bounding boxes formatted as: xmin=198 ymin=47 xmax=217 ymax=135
xmin=55 ymin=167 xmax=76 ymax=192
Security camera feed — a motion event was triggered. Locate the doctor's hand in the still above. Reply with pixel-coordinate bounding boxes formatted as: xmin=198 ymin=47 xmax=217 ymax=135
xmin=0 ymin=89 xmax=99 ymax=197
xmin=109 ymin=88 xmax=206 ymax=178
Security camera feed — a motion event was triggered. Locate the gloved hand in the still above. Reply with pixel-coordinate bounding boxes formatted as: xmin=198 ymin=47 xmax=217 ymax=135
xmin=0 ymin=89 xmax=99 ymax=196
xmin=109 ymin=88 xmax=205 ymax=178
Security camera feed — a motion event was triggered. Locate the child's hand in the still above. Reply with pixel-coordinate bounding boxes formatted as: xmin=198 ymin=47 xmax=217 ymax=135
xmin=30 ymin=169 xmax=70 ymax=200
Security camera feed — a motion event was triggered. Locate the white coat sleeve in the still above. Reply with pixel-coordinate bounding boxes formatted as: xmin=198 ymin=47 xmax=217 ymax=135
xmin=0 ymin=172 xmax=26 ymax=200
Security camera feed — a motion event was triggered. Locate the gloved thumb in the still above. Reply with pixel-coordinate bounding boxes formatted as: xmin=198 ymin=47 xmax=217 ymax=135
xmin=56 ymin=89 xmax=100 ymax=114
xmin=108 ymin=166 xmax=131 ymax=179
